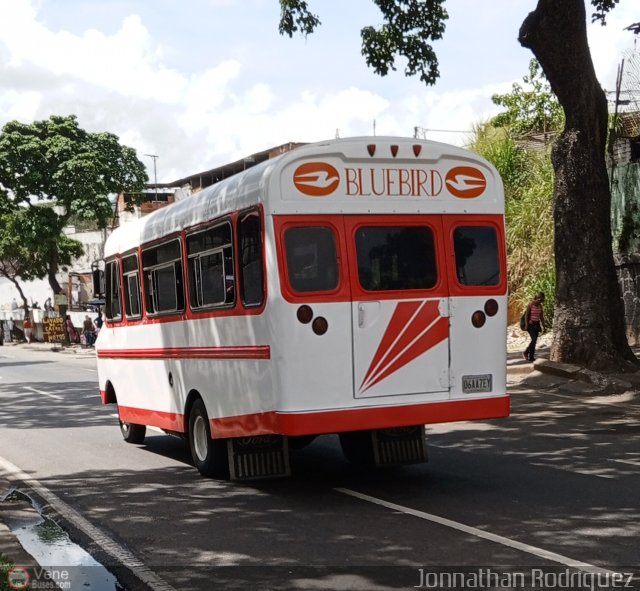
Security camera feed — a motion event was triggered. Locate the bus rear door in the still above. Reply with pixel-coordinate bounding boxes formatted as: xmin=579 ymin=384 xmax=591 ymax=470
xmin=345 ymin=216 xmax=451 ymax=400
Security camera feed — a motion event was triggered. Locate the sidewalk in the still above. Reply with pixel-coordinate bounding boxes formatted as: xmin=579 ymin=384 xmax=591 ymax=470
xmin=1 ymin=340 xmax=96 ymax=356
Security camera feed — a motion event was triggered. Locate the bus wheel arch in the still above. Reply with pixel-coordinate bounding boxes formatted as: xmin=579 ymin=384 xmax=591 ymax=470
xmin=109 ymin=382 xmax=146 ymax=444
xmin=186 ymin=395 xmax=229 ymax=478
xmin=104 ymin=381 xmax=117 ymax=404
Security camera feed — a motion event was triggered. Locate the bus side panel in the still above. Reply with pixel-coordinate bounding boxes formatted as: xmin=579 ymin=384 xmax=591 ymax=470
xmin=97 ymin=314 xmax=276 ymax=433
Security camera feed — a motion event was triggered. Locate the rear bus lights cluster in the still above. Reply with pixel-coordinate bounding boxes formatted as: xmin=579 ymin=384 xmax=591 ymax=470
xmin=471 ymin=299 xmax=499 ymax=328
xmin=297 ymin=305 xmax=328 ymax=336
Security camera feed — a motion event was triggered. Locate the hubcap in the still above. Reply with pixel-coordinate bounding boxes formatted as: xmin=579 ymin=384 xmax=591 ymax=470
xmin=193 ymin=415 xmax=208 ymax=462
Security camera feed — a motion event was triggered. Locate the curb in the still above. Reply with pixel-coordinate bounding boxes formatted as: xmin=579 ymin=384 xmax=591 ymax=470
xmin=533 ymin=359 xmax=633 ymax=394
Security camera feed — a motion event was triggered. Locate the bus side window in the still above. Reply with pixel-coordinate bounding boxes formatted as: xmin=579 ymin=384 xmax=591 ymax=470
xmin=238 ymin=210 xmax=264 ymax=307
xmin=186 ymin=221 xmax=235 ymax=310
xmin=141 ymin=239 xmax=185 ymax=315
xmin=122 ymin=253 xmax=142 ymax=319
xmin=453 ymin=226 xmax=500 ymax=286
xmin=105 ymin=259 xmax=122 ymax=321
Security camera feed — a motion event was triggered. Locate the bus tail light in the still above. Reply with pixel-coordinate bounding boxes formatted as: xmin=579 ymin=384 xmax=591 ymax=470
xmin=471 ymin=311 xmax=486 ymax=328
xmin=312 ymin=317 xmax=328 ymax=335
xmin=484 ymin=299 xmax=499 ymax=317
xmin=297 ymin=305 xmax=313 ymax=324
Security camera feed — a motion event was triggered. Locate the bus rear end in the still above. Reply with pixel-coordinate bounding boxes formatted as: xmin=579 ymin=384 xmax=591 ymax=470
xmin=266 ymin=138 xmax=508 ymax=467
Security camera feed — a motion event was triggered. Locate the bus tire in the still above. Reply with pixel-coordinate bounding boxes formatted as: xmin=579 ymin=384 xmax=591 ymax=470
xmin=119 ymin=420 xmax=146 ymax=444
xmin=188 ymin=399 xmax=228 ymax=478
xmin=339 ymin=431 xmax=375 ymax=467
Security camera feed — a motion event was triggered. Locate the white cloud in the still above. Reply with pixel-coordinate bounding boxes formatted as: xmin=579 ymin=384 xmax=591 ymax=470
xmin=0 ymin=0 xmax=637 ymax=183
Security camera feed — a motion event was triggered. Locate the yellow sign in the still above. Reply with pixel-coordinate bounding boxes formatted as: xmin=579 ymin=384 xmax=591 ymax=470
xmin=43 ymin=317 xmax=65 ymax=343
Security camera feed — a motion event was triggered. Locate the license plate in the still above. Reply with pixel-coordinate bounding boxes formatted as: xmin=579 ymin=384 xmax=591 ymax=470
xmin=462 ymin=374 xmax=492 ymax=394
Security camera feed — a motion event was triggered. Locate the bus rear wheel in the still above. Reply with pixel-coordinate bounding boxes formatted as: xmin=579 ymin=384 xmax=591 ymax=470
xmin=119 ymin=419 xmax=146 ymax=444
xmin=188 ymin=399 xmax=228 ymax=478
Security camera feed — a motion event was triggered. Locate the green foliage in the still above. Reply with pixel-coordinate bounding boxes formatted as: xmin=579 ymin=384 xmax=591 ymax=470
xmin=278 ymin=0 xmax=320 ymax=38
xmin=279 ymin=0 xmax=448 ymax=86
xmin=591 ymin=0 xmax=620 ymax=24
xmin=0 ymin=206 xmax=84 ymax=283
xmin=0 ymin=115 xmax=147 ymax=225
xmin=0 ymin=553 xmax=13 ymax=591
xmin=361 ymin=0 xmax=447 ymax=86
xmin=0 ymin=114 xmax=147 ymax=293
xmin=470 ymin=124 xmax=555 ymax=327
xmin=491 ymin=59 xmax=564 ymax=137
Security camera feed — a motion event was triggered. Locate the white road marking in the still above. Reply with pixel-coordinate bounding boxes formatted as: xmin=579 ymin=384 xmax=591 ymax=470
xmin=23 ymin=386 xmax=62 ymax=400
xmin=0 ymin=454 xmax=176 ymax=591
xmin=612 ymin=458 xmax=640 ymax=467
xmin=335 ymin=488 xmax=618 ymax=575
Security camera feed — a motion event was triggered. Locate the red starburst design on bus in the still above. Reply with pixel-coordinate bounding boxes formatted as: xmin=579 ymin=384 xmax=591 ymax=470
xmin=360 ymin=300 xmax=449 ymax=393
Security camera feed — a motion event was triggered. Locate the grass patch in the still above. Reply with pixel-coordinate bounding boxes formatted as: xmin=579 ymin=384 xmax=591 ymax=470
xmin=0 ymin=553 xmax=14 ymax=591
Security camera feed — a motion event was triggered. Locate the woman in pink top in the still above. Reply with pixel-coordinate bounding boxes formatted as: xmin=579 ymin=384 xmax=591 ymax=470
xmin=524 ymin=292 xmax=546 ymax=362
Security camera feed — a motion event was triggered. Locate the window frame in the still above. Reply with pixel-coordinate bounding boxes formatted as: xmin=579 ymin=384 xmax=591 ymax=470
xmin=104 ymin=258 xmax=122 ymax=323
xmin=237 ymin=208 xmax=266 ymax=309
xmin=186 ymin=220 xmax=236 ymax=312
xmin=122 ymin=252 xmax=142 ymax=320
xmin=443 ymin=215 xmax=507 ymax=297
xmin=141 ymin=238 xmax=185 ymax=317
xmin=275 ymin=216 xmax=349 ymax=303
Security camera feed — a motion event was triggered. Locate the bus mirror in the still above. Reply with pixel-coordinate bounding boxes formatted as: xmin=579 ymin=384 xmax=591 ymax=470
xmin=92 ymin=261 xmax=105 ymax=297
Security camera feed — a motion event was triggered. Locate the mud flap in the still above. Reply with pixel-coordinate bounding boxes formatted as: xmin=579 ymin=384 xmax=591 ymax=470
xmin=373 ymin=426 xmax=428 ymax=466
xmin=227 ymin=435 xmax=291 ymax=480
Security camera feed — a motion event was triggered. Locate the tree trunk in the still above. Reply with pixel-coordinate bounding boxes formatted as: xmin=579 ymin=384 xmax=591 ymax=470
xmin=518 ymin=0 xmax=637 ymax=371
xmin=47 ymin=251 xmax=62 ymax=295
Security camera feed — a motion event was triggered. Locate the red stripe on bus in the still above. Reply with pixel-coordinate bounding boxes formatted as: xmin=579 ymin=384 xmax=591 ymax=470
xmin=96 ymin=345 xmax=271 ymax=360
xmin=119 ymin=406 xmax=183 ymax=432
xmin=111 ymin=397 xmax=509 ymax=438
xmin=211 ymin=396 xmax=510 ymax=438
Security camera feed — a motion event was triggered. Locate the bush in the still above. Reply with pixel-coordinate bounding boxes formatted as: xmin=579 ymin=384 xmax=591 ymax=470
xmin=470 ymin=124 xmax=556 ymax=327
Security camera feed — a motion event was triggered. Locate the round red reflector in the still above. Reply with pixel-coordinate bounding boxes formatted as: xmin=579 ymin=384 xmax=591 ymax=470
xmin=471 ymin=311 xmax=486 ymax=328
xmin=484 ymin=299 xmax=499 ymax=317
xmin=297 ymin=305 xmax=313 ymax=324
xmin=312 ymin=317 xmax=328 ymax=335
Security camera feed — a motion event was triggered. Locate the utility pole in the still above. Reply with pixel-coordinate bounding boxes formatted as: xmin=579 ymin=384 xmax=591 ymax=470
xmin=145 ymin=154 xmax=159 ymax=201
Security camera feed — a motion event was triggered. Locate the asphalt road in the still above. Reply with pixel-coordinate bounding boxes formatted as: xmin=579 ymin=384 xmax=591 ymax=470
xmin=0 ymin=345 xmax=639 ymax=591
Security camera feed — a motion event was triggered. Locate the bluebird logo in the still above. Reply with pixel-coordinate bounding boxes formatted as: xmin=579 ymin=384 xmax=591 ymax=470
xmin=293 ymin=163 xmax=340 ymax=197
xmin=445 ymin=167 xmax=487 ymax=199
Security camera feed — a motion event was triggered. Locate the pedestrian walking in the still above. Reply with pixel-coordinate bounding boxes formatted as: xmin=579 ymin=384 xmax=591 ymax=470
xmin=83 ymin=315 xmax=96 ymax=347
xmin=523 ymin=292 xmax=546 ymax=362
xmin=23 ymin=317 xmax=33 ymax=343
xmin=65 ymin=315 xmax=79 ymax=344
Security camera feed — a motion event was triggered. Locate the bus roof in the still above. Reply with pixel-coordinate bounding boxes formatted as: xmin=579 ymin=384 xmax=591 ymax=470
xmin=104 ymin=136 xmax=503 ymax=256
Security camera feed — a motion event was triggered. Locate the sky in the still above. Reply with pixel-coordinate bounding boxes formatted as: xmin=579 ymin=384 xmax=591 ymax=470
xmin=0 ymin=0 xmax=638 ymax=184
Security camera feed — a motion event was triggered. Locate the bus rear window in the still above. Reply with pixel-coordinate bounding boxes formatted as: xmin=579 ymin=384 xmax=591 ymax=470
xmin=284 ymin=227 xmax=339 ymax=293
xmin=356 ymin=226 xmax=437 ymax=291
xmin=453 ymin=226 xmax=500 ymax=286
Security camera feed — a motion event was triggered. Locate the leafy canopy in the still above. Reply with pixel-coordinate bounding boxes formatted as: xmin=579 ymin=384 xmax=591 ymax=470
xmin=0 ymin=114 xmax=147 ymax=227
xmin=0 ymin=114 xmax=147 ymax=294
xmin=491 ymin=59 xmax=564 ymax=137
xmin=279 ymin=0 xmax=448 ymax=85
xmin=279 ymin=1 xmax=617 ymax=87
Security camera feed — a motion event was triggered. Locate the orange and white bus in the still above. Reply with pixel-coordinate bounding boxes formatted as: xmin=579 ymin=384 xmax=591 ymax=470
xmin=95 ymin=137 xmax=509 ymax=479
